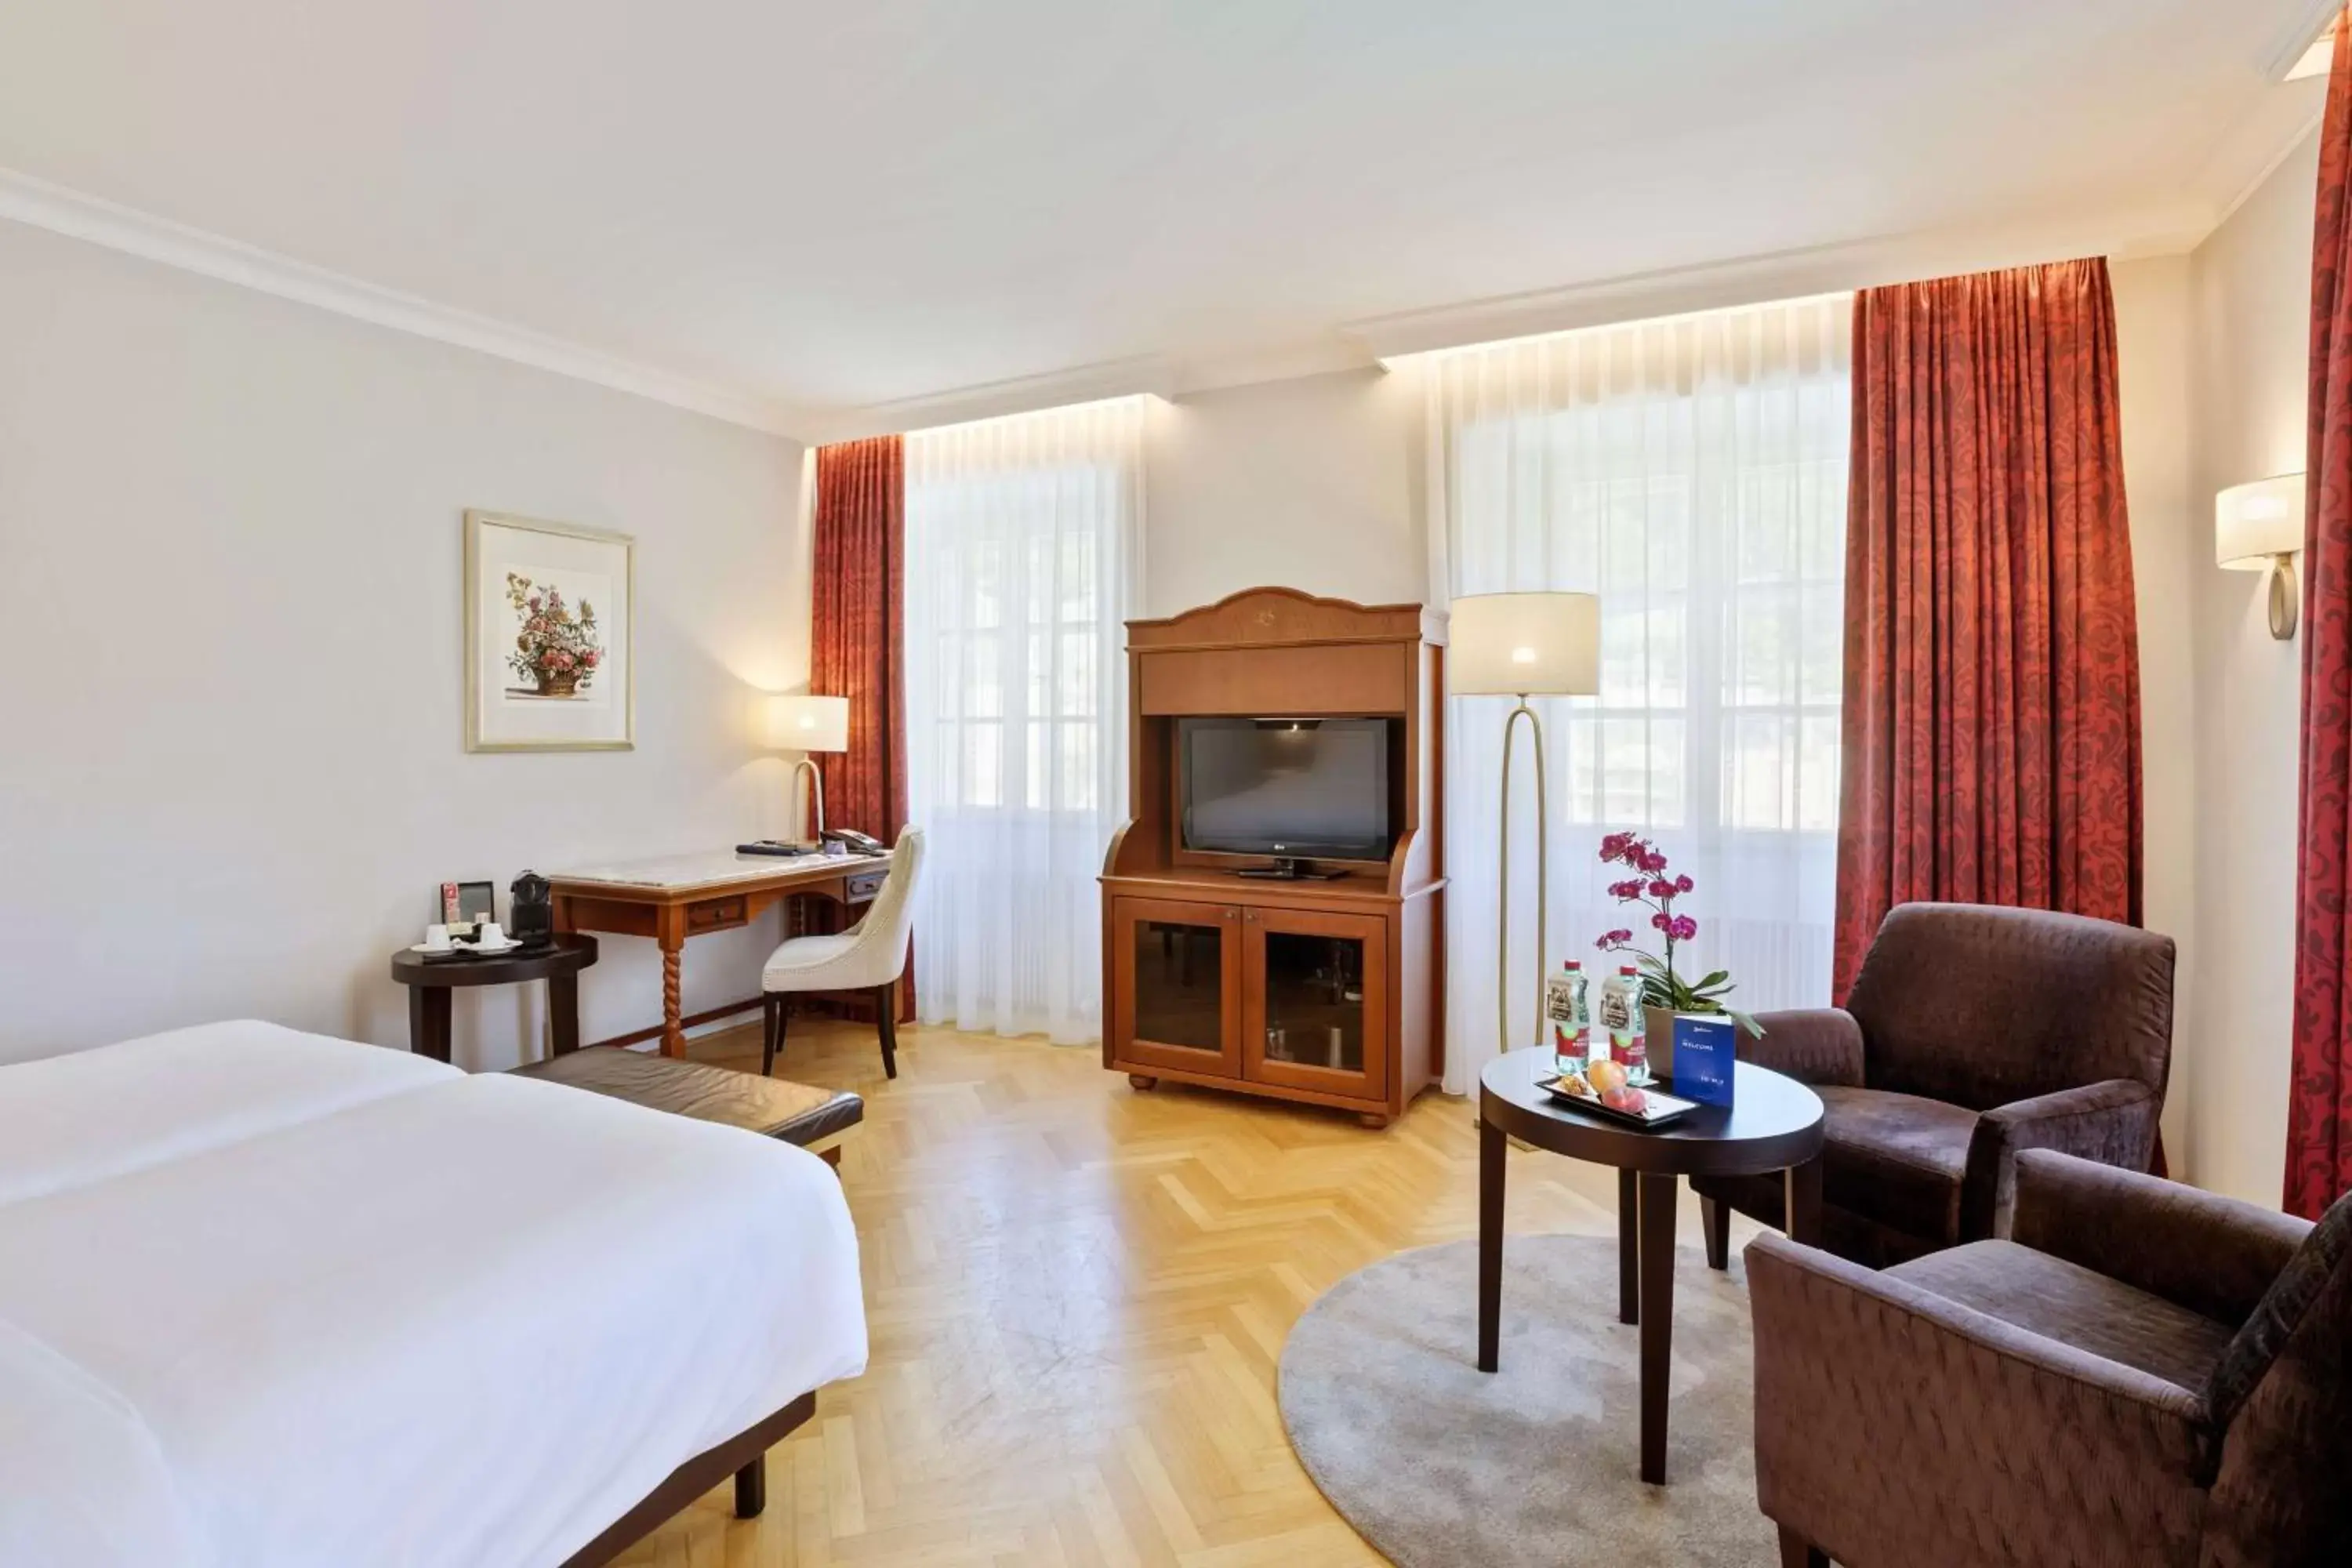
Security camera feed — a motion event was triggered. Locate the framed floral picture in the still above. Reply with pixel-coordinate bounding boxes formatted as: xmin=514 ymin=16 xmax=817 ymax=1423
xmin=463 ymin=510 xmax=634 ymax=751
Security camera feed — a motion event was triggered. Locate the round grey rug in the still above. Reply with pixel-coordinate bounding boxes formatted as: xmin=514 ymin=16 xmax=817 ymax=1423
xmin=1278 ymin=1235 xmax=1774 ymax=1567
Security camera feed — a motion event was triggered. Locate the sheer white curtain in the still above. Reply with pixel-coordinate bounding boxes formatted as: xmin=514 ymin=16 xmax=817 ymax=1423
xmin=1425 ymin=296 xmax=1853 ymax=1094
xmin=904 ymin=397 xmax=1147 ymax=1044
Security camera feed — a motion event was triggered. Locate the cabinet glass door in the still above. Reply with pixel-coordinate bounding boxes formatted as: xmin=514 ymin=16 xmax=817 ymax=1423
xmin=1114 ymin=897 xmax=1241 ymax=1075
xmin=1243 ymin=907 xmax=1388 ymax=1102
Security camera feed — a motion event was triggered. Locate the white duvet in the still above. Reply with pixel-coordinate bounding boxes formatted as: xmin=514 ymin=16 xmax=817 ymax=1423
xmin=0 ymin=1022 xmax=868 ymax=1568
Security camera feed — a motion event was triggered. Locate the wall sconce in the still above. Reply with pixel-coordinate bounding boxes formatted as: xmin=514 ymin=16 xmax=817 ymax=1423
xmin=2216 ymin=473 xmax=2307 ymax=640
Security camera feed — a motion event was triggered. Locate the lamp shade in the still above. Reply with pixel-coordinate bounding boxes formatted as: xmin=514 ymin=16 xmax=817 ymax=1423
xmin=764 ymin=694 xmax=849 ymax=752
xmin=2216 ymin=474 xmax=2306 ymax=569
xmin=1446 ymin=592 xmax=1601 ymax=696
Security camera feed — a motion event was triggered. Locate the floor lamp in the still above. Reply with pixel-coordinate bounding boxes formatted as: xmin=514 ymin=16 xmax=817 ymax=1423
xmin=1446 ymin=592 xmax=1601 ymax=1054
xmin=764 ymin=694 xmax=851 ymax=836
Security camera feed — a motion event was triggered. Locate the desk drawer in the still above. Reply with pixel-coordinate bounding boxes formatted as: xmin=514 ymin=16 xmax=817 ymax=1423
xmin=687 ymin=897 xmax=749 ymax=932
xmin=845 ymin=869 xmax=887 ymax=905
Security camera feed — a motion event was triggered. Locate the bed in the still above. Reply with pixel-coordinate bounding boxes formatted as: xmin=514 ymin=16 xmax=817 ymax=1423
xmin=0 ymin=1019 xmax=867 ymax=1567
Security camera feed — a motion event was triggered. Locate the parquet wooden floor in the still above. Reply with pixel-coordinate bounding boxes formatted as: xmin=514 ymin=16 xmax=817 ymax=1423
xmin=612 ymin=1018 xmax=1759 ymax=1567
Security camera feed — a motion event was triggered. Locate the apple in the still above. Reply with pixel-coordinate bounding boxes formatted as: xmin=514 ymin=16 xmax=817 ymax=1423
xmin=1588 ymin=1060 xmax=1628 ymax=1096
xmin=1602 ymin=1086 xmax=1647 ymax=1115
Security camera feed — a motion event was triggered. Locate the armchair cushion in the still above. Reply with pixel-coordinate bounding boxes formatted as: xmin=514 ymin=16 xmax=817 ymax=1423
xmin=1817 ymin=1085 xmax=1975 ymax=1244
xmin=1887 ymin=1240 xmax=2234 ymax=1392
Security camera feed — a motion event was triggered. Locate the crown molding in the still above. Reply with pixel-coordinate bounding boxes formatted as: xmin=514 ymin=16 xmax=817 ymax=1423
xmin=2212 ymin=100 xmax=2328 ymax=232
xmin=2263 ymin=0 xmax=2342 ymax=80
xmin=0 ymin=158 xmax=2284 ymax=452
xmin=1341 ymin=200 xmax=2219 ymax=361
xmin=810 ymin=354 xmax=1178 ymax=443
xmin=0 ymin=166 xmax=814 ymax=440
xmin=1171 ymin=337 xmax=1381 ymax=396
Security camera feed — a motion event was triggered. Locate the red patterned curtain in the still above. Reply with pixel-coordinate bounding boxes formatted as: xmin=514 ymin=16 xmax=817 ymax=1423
xmin=810 ymin=434 xmax=911 ymax=1017
xmin=2289 ymin=15 xmax=2352 ymax=1220
xmin=1834 ymin=258 xmax=2144 ymax=1003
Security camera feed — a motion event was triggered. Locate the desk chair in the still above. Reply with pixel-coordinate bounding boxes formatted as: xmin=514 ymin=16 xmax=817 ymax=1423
xmin=760 ymin=829 xmax=924 ymax=1080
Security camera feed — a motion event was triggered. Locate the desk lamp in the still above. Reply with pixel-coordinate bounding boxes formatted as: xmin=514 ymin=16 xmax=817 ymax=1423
xmin=764 ymin=695 xmax=851 ymax=836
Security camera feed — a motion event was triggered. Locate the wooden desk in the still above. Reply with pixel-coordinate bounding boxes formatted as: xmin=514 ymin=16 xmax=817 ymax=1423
xmin=547 ymin=849 xmax=891 ymax=1056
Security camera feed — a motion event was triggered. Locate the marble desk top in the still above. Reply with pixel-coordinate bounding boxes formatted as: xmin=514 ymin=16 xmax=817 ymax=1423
xmin=546 ymin=848 xmax=889 ymax=894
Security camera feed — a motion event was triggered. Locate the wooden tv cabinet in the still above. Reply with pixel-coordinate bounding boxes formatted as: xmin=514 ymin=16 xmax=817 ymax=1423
xmin=1099 ymin=588 xmax=1446 ymax=1128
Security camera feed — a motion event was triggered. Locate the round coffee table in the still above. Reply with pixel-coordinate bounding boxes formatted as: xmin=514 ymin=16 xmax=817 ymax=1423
xmin=1478 ymin=1047 xmax=1824 ymax=1485
xmin=389 ymin=935 xmax=598 ymax=1063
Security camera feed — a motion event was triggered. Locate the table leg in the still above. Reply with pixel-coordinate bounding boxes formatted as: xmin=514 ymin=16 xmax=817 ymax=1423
xmin=1637 ymin=1170 xmax=1679 ymax=1485
xmin=1617 ymin=1168 xmax=1639 ymax=1325
xmin=659 ymin=940 xmax=685 ymax=1058
xmin=1701 ymin=1196 xmax=1730 ymax=1271
xmin=1477 ymin=1112 xmax=1504 ymax=1374
xmin=734 ymin=1452 xmax=766 ymax=1519
xmin=1785 ymin=1156 xmax=1824 ymax=1247
xmin=407 ymin=986 xmax=452 ymax=1063
xmin=547 ymin=971 xmax=581 ymax=1057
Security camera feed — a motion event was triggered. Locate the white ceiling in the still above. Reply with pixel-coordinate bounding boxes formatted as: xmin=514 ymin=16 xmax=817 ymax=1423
xmin=0 ymin=0 xmax=2334 ymax=437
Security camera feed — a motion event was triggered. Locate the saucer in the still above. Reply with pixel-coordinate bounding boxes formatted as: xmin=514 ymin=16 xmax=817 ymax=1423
xmin=412 ymin=938 xmax=522 ymax=956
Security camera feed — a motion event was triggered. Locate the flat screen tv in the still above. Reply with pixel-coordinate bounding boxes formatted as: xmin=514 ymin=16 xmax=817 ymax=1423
xmin=1178 ymin=717 xmax=1396 ymax=861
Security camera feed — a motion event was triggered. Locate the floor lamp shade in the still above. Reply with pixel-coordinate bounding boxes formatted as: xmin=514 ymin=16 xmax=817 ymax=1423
xmin=1447 ymin=593 xmax=1602 ymax=1059
xmin=1447 ymin=593 xmax=1601 ymax=696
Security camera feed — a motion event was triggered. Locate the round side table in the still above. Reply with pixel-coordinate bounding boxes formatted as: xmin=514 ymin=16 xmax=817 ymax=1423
xmin=1477 ymin=1047 xmax=1825 ymax=1485
xmin=389 ymin=935 xmax=599 ymax=1063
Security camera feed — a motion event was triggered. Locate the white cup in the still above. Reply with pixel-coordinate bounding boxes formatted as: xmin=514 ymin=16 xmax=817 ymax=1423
xmin=424 ymin=924 xmax=452 ymax=951
xmin=475 ymin=920 xmax=506 ymax=947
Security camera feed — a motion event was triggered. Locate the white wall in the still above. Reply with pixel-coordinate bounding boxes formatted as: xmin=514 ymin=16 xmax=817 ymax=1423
xmin=2178 ymin=134 xmax=2320 ymax=1205
xmin=2109 ymin=255 xmax=2201 ymax=1167
xmin=0 ymin=220 xmax=810 ymax=1069
xmin=1142 ymin=368 xmax=1425 ymax=616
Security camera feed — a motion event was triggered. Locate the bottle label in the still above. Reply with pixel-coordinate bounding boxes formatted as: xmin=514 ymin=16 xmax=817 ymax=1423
xmin=1545 ymin=973 xmax=1589 ymax=1066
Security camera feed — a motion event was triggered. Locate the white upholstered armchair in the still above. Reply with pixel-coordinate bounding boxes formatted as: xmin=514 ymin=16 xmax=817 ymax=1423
xmin=760 ymin=829 xmax=924 ymax=1080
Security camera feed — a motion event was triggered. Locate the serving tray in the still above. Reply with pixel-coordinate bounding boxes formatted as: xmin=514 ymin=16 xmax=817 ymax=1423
xmin=1536 ymin=1073 xmax=1699 ymax=1130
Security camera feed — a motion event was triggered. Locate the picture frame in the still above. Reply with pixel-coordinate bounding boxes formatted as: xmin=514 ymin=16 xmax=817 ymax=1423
xmin=463 ymin=510 xmax=635 ymax=752
xmin=440 ymin=880 xmax=497 ymax=934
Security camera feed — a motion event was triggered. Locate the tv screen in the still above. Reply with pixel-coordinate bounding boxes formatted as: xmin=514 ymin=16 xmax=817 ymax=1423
xmin=1179 ymin=717 xmax=1396 ymax=860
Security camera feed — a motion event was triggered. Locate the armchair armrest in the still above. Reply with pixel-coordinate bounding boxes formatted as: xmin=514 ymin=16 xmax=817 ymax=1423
xmin=1746 ymin=1232 xmax=2213 ymax=1566
xmin=1958 ymin=1078 xmax=2159 ymax=1240
xmin=1739 ymin=1007 xmax=1864 ymax=1087
xmin=2009 ymin=1149 xmax=2310 ymax=1328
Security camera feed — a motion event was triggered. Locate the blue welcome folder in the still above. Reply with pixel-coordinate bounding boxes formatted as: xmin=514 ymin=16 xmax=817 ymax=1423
xmin=1670 ymin=1013 xmax=1737 ymax=1106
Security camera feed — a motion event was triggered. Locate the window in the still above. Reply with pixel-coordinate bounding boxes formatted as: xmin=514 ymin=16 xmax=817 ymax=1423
xmin=903 ymin=396 xmax=1147 ymax=1042
xmin=1426 ymin=297 xmax=1852 ymax=1087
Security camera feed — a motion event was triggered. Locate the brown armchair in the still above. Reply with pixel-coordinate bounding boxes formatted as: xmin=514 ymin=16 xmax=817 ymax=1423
xmin=1692 ymin=902 xmax=2174 ymax=1268
xmin=1749 ymin=1151 xmax=2352 ymax=1568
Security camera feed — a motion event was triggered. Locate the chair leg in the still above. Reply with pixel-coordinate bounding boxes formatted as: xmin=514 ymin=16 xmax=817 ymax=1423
xmin=1702 ymin=1195 xmax=1730 ymax=1271
xmin=1776 ymin=1525 xmax=1827 ymax=1568
xmin=761 ymin=995 xmax=787 ymax=1077
xmin=874 ymin=981 xmax=898 ymax=1079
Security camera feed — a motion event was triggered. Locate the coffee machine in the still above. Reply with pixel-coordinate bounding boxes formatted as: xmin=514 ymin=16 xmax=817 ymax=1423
xmin=508 ymin=870 xmax=554 ymax=948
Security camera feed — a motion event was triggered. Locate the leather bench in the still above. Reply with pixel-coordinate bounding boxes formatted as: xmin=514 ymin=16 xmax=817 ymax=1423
xmin=511 ymin=1046 xmax=863 ymax=1166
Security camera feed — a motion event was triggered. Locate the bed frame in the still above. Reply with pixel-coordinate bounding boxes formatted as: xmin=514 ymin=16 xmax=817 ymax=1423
xmin=557 ymin=1390 xmax=817 ymax=1567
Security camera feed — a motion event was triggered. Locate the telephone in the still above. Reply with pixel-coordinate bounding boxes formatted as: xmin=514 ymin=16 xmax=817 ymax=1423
xmin=822 ymin=827 xmax=887 ymax=855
